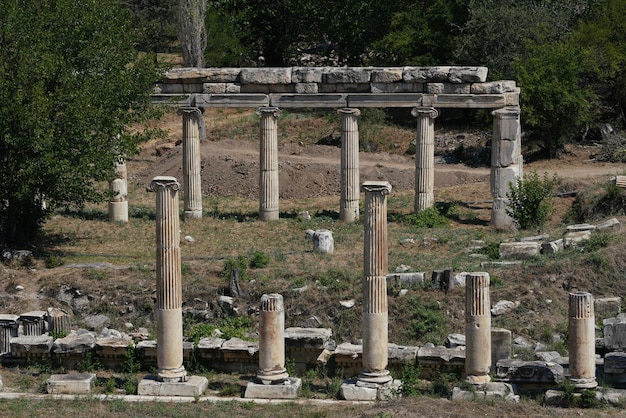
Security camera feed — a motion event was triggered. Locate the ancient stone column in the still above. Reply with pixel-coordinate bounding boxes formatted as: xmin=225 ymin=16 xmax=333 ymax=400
xmin=257 ymin=294 xmax=289 ymax=384
xmin=258 ymin=107 xmax=280 ymax=221
xmin=47 ymin=308 xmax=71 ymax=338
xmin=148 ymin=176 xmax=186 ymax=383
xmin=339 ymin=108 xmax=361 ymax=222
xmin=360 ymin=181 xmax=392 ymax=385
xmin=491 ymin=107 xmax=522 ymax=229
xmin=412 ymin=107 xmax=439 ymax=213
xmin=179 ymin=107 xmax=203 ymax=220
xmin=108 ymin=160 xmax=128 ymax=223
xmin=568 ymin=291 xmax=597 ymax=389
xmin=465 ymin=272 xmax=491 ymax=384
xmin=0 ymin=315 xmax=19 ymax=355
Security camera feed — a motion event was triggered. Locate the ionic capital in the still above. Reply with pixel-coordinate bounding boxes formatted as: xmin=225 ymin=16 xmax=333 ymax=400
xmin=411 ymin=107 xmax=439 ymax=119
xmin=361 ymin=181 xmax=392 ymax=195
xmin=148 ymin=176 xmax=180 ymax=192
xmin=177 ymin=106 xmax=202 ymax=117
xmin=338 ymin=108 xmax=361 ymax=117
xmin=257 ymin=106 xmax=281 ymax=118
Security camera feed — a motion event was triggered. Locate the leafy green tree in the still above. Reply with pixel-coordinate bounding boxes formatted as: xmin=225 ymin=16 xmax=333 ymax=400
xmin=126 ymin=0 xmax=178 ymax=56
xmin=0 ymin=0 xmax=164 ymax=243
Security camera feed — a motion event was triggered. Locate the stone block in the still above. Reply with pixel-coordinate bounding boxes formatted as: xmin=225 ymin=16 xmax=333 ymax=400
xmin=492 ymin=328 xmax=512 ymax=372
xmin=222 ymin=338 xmax=259 ymax=365
xmin=294 ymin=83 xmax=318 ymax=94
xmin=564 ymin=230 xmax=592 ymax=248
xmin=46 ymin=373 xmax=96 ymax=394
xmin=417 ymin=345 xmax=465 ymax=378
xmin=566 ymin=223 xmax=596 ymax=232
xmin=203 ymin=83 xmax=226 ymax=94
xmin=320 ymin=82 xmax=371 ymax=93
xmin=388 ymin=344 xmax=419 ymax=368
xmin=225 ymin=84 xmax=241 ymax=94
xmin=491 ymin=300 xmax=520 ymax=316
xmin=371 ymin=68 xmax=403 ymax=83
xmin=448 ymin=66 xmax=488 ymax=83
xmin=386 ymin=272 xmax=425 ymax=290
xmin=339 ymin=379 xmax=401 ymax=401
xmin=541 ymin=239 xmax=564 ymax=255
xmin=95 ymin=336 xmax=133 ymax=368
xmin=19 ymin=310 xmax=47 ymax=336
xmin=285 ymin=328 xmax=333 ymax=373
xmin=322 ymin=67 xmax=372 ymax=84
xmin=334 ymin=342 xmax=362 ymax=376
xmin=471 ymin=81 xmax=517 ymax=94
xmin=499 ymin=242 xmax=539 ymax=259
xmin=291 ymin=67 xmax=325 ymax=83
xmin=156 ymin=83 xmax=184 ymax=94
xmin=137 ymin=375 xmax=208 ymax=397
xmin=495 ymin=359 xmax=564 ymax=393
xmin=52 ymin=331 xmax=96 ymax=354
xmin=240 ymin=68 xmax=292 ymax=84
xmin=313 ymin=229 xmax=334 ymax=254
xmin=452 ymin=382 xmax=517 ymax=402
xmin=196 ymin=337 xmax=225 ymax=360
xmin=445 ymin=334 xmax=466 ymax=348
xmin=603 ymin=352 xmax=626 ymax=384
xmin=604 ymin=314 xmax=626 ymax=350
xmin=504 ymin=92 xmax=520 ymax=106
xmin=11 ymin=335 xmax=54 ymax=357
xmin=492 ymin=122 xmax=521 ymax=167
xmin=595 ymin=297 xmax=621 ymax=321
xmin=134 ymin=340 xmax=194 ymax=366
xmin=596 ymin=217 xmax=622 ymax=231
xmin=244 ymin=377 xmax=302 ymax=399
xmin=403 ymin=66 xmax=451 ymax=83
xmin=426 ymin=83 xmax=470 ymax=94
xmin=182 ymin=83 xmax=203 ymax=93
xmin=83 ymin=314 xmax=111 ymax=332
xmin=370 ymin=82 xmax=423 ymax=94
xmin=490 ymin=166 xmax=520 ymax=199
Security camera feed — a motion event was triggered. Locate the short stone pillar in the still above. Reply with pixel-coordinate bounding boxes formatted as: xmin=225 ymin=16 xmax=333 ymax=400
xmin=339 ymin=108 xmax=361 ymax=222
xmin=148 ymin=176 xmax=186 ymax=383
xmin=491 ymin=107 xmax=522 ymax=229
xmin=20 ymin=311 xmax=47 ymax=337
xmin=257 ymin=294 xmax=289 ymax=384
xmin=108 ymin=160 xmax=128 ymax=222
xmin=360 ymin=181 xmax=392 ymax=385
xmin=568 ymin=291 xmax=597 ymax=389
xmin=465 ymin=272 xmax=491 ymax=384
xmin=411 ymin=107 xmax=438 ymax=213
xmin=179 ymin=107 xmax=203 ymax=220
xmin=258 ymin=107 xmax=280 ymax=221
xmin=47 ymin=308 xmax=71 ymax=338
xmin=0 ymin=314 xmax=19 ymax=355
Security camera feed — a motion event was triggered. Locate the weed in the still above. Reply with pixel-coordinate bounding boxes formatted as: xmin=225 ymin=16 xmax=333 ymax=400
xmin=285 ymin=357 xmax=296 ymax=376
xmin=77 ymin=351 xmax=101 ymax=372
xmin=490 ymin=275 xmax=504 ymax=288
xmin=103 ymin=377 xmax=116 ymax=394
xmin=394 ymin=207 xmax=449 ymax=228
xmin=479 ymin=241 xmax=501 ymax=259
xmin=122 ymin=375 xmax=138 ymax=395
xmin=218 ymin=383 xmax=241 ymax=397
xmin=222 ymin=255 xmax=248 ymax=281
xmin=506 ymin=171 xmax=556 ymax=230
xmin=121 ymin=344 xmax=142 ymax=374
xmin=185 ymin=322 xmax=217 ymax=344
xmin=430 ymin=372 xmax=458 ymax=397
xmin=400 ymin=362 xmax=422 ymax=397
xmin=582 ymin=231 xmax=613 ymax=253
xmin=248 ymin=250 xmax=270 ymax=269
xmin=45 ymin=255 xmax=64 ymax=268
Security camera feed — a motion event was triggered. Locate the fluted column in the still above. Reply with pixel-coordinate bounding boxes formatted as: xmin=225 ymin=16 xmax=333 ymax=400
xmin=0 ymin=315 xmax=19 ymax=355
xmin=258 ymin=107 xmax=280 ymax=221
xmin=109 ymin=159 xmax=128 ymax=222
xmin=465 ymin=272 xmax=491 ymax=385
xmin=179 ymin=107 xmax=203 ymax=220
xmin=360 ymin=181 xmax=392 ymax=385
xmin=412 ymin=107 xmax=439 ymax=213
xmin=257 ymin=294 xmax=289 ymax=384
xmin=491 ymin=107 xmax=522 ymax=229
xmin=148 ymin=176 xmax=186 ymax=383
xmin=339 ymin=108 xmax=361 ymax=222
xmin=568 ymin=292 xmax=597 ymax=389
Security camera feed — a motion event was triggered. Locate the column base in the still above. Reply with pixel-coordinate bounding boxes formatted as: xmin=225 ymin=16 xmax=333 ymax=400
xmin=358 ymin=369 xmax=393 ymax=385
xmin=157 ymin=365 xmax=187 ymax=383
xmin=259 ymin=210 xmax=279 ymax=221
xmin=569 ymin=376 xmax=598 ymax=390
xmin=340 ymin=204 xmax=359 ymax=223
xmin=340 ymin=378 xmax=401 ymax=401
xmin=137 ymin=375 xmax=208 ymax=397
xmin=183 ymin=209 xmax=202 ymax=220
xmin=256 ymin=368 xmax=289 ymax=385
xmin=244 ymin=377 xmax=301 ymax=399
xmin=465 ymin=374 xmax=491 ymax=385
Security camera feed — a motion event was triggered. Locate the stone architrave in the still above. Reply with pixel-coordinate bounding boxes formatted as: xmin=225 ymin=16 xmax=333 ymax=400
xmin=411 ymin=107 xmax=439 ymax=213
xmin=491 ymin=107 xmax=522 ymax=229
xmin=179 ymin=107 xmax=203 ymax=220
xmin=360 ymin=181 xmax=393 ymax=385
xmin=148 ymin=176 xmax=187 ymax=383
xmin=465 ymin=272 xmax=491 ymax=385
xmin=257 ymin=294 xmax=289 ymax=384
xmin=338 ymin=108 xmax=361 ymax=222
xmin=568 ymin=291 xmax=597 ymax=389
xmin=258 ymin=107 xmax=281 ymax=221
xmin=108 ymin=159 xmax=128 ymax=223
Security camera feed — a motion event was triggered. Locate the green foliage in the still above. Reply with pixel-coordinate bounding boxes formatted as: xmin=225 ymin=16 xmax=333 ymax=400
xmin=399 ymin=207 xmax=449 ymax=229
xmin=102 ymin=377 xmax=116 ymax=394
xmin=480 ymin=242 xmax=501 ymax=260
xmin=568 ymin=182 xmax=626 ymax=223
xmin=44 ymin=255 xmax=64 ymax=268
xmin=400 ymin=296 xmax=448 ymax=344
xmin=222 ymin=255 xmax=248 ymax=280
xmin=400 ymin=362 xmax=422 ymax=397
xmin=77 ymin=351 xmax=101 ymax=372
xmin=582 ymin=231 xmax=614 ymax=253
xmin=506 ymin=172 xmax=556 ymax=230
xmin=248 ymin=250 xmax=269 ymax=269
xmin=185 ymin=316 xmax=253 ymax=342
xmin=0 ymin=0 xmax=165 ymax=242
xmin=121 ymin=344 xmax=142 ymax=374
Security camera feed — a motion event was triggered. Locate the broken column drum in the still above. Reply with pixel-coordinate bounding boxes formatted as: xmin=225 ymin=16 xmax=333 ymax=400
xmin=491 ymin=107 xmax=522 ymax=229
xmin=179 ymin=107 xmax=203 ymax=220
xmin=465 ymin=272 xmax=491 ymax=384
xmin=259 ymin=107 xmax=280 ymax=221
xmin=108 ymin=160 xmax=128 ymax=223
xmin=148 ymin=176 xmax=187 ymax=383
xmin=0 ymin=315 xmax=19 ymax=355
xmin=257 ymin=294 xmax=289 ymax=384
xmin=412 ymin=107 xmax=439 ymax=213
xmin=568 ymin=291 xmax=597 ymax=389
xmin=360 ymin=181 xmax=392 ymax=385
xmin=339 ymin=108 xmax=361 ymax=223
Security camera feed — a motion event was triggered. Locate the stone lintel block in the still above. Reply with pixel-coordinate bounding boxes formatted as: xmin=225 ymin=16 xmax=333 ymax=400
xmin=371 ymin=68 xmax=403 ymax=83
xmin=499 ymin=242 xmax=540 ymax=259
xmin=291 ymin=67 xmax=325 ymax=83
xmin=182 ymin=83 xmax=203 ymax=93
xmin=52 ymin=332 xmax=96 ymax=354
xmin=603 ymin=315 xmax=626 ymax=350
xmin=95 ymin=337 xmax=134 ymax=357
xmin=386 ymin=272 xmax=425 ymax=290
xmin=193 ymin=94 xmax=269 ymax=108
xmin=284 ymin=327 xmax=332 ymax=348
xmin=520 ymin=234 xmax=550 ymax=242
xmin=334 ymin=342 xmax=362 ymax=357
xmin=203 ymin=83 xmax=226 ymax=94
xmin=240 ymin=83 xmax=295 ymax=94
xmin=318 ymin=82 xmax=371 ymax=93
xmin=417 ymin=345 xmax=466 ymax=364
xmin=595 ymin=297 xmax=622 ymax=320
xmin=495 ymin=359 xmax=564 ymax=385
xmin=425 ymin=94 xmax=506 ymax=109
xmin=137 ymin=375 xmax=208 ymax=397
xmin=491 ymin=166 xmax=520 ymax=198
xmin=426 ymin=83 xmax=471 ymax=94
xmin=294 ymin=83 xmax=318 ymax=94
xmin=244 ymin=377 xmax=302 ymax=399
xmin=567 ymin=223 xmax=596 ymax=232
xmin=46 ymin=373 xmax=96 ymax=394
xmin=452 ymin=382 xmax=516 ymax=401
xmin=471 ymin=80 xmax=517 ymax=94
xmin=222 ymin=338 xmax=259 ymax=357
xmin=240 ymin=68 xmax=292 ymax=84
xmin=541 ymin=239 xmax=564 ymax=255
xmin=388 ymin=344 xmax=419 ymax=364
xmin=151 ymin=94 xmax=193 ymax=107
xmin=403 ymin=66 xmax=451 ymax=83
xmin=347 ymin=93 xmax=424 ymax=108
xmin=596 ymin=218 xmax=622 ymax=231
xmin=197 ymin=336 xmax=226 ymax=357
xmin=564 ymin=230 xmax=592 ymax=248
xmin=504 ymin=92 xmax=520 ymax=106
xmin=11 ymin=335 xmax=54 ymax=355
xmin=165 ymin=68 xmax=240 ymax=83
xmin=269 ymin=93 xmax=346 ymax=108
xmin=370 ymin=82 xmax=423 ymax=94
xmin=448 ymin=66 xmax=488 ymax=83
xmin=0 ymin=314 xmax=19 ymax=324
xmin=156 ymin=83 xmax=184 ymax=94
xmin=20 ymin=310 xmax=47 ymax=321
xmin=322 ymin=67 xmax=372 ymax=84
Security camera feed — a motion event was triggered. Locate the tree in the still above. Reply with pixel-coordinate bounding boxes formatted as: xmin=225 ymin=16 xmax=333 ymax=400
xmin=178 ymin=0 xmax=207 ymax=67
xmin=0 ymin=0 xmax=164 ymax=243
xmin=126 ymin=0 xmax=178 ymax=56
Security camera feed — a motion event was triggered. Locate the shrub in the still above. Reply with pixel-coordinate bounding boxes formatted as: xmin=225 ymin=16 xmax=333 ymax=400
xmin=248 ymin=250 xmax=269 ymax=269
xmin=222 ymin=255 xmax=248 ymax=280
xmin=506 ymin=171 xmax=556 ymax=230
xmin=403 ymin=207 xmax=449 ymax=228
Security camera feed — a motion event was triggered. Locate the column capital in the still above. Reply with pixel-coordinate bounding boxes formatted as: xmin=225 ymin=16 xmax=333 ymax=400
xmin=177 ymin=106 xmax=202 ymax=116
xmin=257 ymin=106 xmax=281 ymax=118
xmin=148 ymin=176 xmax=180 ymax=192
xmin=338 ymin=108 xmax=361 ymax=117
xmin=411 ymin=107 xmax=439 ymax=119
xmin=361 ymin=181 xmax=392 ymax=195
xmin=492 ymin=106 xmax=520 ymax=119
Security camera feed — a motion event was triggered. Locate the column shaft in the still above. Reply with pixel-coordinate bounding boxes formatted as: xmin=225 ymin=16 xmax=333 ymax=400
xmin=109 ymin=160 xmax=128 ymax=222
xmin=339 ymin=108 xmax=361 ymax=222
xmin=412 ymin=107 xmax=438 ymax=213
xmin=568 ymin=292 xmax=597 ymax=389
xmin=259 ymin=107 xmax=280 ymax=221
xmin=360 ymin=181 xmax=392 ymax=384
xmin=180 ymin=107 xmax=203 ymax=220
xmin=149 ymin=176 xmax=186 ymax=383
xmin=257 ymin=294 xmax=289 ymax=384
xmin=465 ymin=272 xmax=491 ymax=384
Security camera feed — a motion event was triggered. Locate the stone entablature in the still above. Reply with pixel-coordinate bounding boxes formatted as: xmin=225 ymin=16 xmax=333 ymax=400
xmin=153 ymin=66 xmax=519 ymax=109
